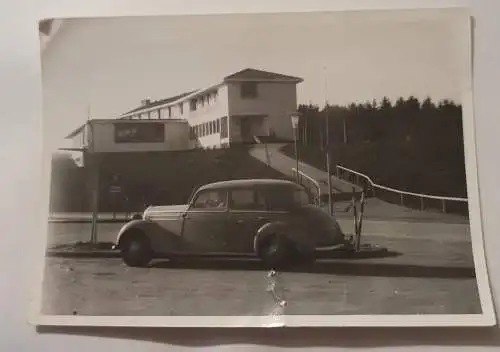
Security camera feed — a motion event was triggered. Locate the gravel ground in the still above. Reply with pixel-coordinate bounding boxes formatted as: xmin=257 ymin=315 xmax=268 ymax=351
xmin=40 ymin=257 xmax=481 ymax=316
xmin=39 ymin=219 xmax=480 ymax=317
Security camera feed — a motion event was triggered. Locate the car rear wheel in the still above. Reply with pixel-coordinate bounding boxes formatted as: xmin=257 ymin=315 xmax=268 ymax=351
xmin=120 ymin=232 xmax=152 ymax=267
xmin=257 ymin=233 xmax=296 ymax=270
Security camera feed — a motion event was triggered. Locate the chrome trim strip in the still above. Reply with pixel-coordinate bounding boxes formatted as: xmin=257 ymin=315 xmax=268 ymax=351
xmin=314 ymin=244 xmax=345 ymax=252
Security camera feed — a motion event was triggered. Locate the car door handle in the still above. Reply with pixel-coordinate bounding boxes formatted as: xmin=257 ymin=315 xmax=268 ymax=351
xmin=257 ymin=216 xmax=270 ymax=221
xmin=235 ymin=219 xmax=244 ymax=224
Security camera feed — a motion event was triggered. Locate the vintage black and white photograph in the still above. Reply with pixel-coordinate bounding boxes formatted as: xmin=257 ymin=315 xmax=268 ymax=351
xmin=33 ymin=8 xmax=495 ymax=327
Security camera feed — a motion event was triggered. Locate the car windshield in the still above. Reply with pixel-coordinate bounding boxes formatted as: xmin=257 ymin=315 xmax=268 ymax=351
xmin=265 ymin=186 xmax=312 ymax=210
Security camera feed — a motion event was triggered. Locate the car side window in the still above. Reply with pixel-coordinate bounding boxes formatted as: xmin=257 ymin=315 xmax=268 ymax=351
xmin=230 ymin=189 xmax=266 ymax=211
xmin=191 ymin=190 xmax=227 ymax=210
xmin=264 ymin=188 xmax=294 ymax=211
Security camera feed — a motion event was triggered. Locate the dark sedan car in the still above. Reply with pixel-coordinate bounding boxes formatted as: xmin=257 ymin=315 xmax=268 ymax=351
xmin=114 ymin=179 xmax=352 ymax=268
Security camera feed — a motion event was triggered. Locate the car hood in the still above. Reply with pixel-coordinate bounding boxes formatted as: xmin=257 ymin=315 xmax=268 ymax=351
xmin=144 ymin=204 xmax=189 ymax=216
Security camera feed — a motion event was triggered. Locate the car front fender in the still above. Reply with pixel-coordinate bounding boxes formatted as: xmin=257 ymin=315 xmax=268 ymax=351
xmin=115 ymin=219 xmax=180 ymax=253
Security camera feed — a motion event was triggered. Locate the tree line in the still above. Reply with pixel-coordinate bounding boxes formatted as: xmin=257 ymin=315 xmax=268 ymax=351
xmin=297 ymin=96 xmax=462 ymax=148
xmin=290 ymin=96 xmax=467 ymax=200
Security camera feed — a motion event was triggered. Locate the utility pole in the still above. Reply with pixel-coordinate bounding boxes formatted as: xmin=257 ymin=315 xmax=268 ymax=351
xmin=87 ymin=104 xmax=99 ymax=245
xmin=324 ymin=66 xmax=334 ymax=216
xmin=290 ymin=112 xmax=300 ymax=184
xmin=343 ymin=117 xmax=348 ymax=144
xmin=325 ymin=107 xmax=333 ymax=216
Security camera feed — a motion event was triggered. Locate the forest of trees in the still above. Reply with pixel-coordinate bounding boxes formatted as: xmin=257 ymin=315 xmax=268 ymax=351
xmin=283 ymin=96 xmax=467 ymax=211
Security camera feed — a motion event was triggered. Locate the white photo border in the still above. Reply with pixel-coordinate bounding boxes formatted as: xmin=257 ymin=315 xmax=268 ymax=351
xmin=28 ymin=7 xmax=497 ymax=328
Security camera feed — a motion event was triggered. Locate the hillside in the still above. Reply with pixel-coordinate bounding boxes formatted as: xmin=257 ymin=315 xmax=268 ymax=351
xmin=49 ymin=146 xmax=289 ymax=213
xmin=281 ymin=141 xmax=468 ymax=214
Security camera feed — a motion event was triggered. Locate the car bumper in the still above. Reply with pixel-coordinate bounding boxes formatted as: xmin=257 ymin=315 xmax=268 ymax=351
xmin=312 ymin=234 xmax=354 ymax=253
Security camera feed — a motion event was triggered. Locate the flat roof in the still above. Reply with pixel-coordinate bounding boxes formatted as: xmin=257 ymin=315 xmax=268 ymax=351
xmin=65 ymin=118 xmax=188 ymax=139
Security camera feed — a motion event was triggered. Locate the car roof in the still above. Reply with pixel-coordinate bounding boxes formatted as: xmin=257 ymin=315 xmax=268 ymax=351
xmin=197 ymin=178 xmax=301 ymax=191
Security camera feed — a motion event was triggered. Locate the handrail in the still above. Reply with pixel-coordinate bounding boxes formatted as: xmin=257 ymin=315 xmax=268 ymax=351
xmin=292 ymin=167 xmax=322 ymax=207
xmin=337 ymin=165 xmax=468 ymax=202
xmin=336 ymin=165 xmax=467 ymax=202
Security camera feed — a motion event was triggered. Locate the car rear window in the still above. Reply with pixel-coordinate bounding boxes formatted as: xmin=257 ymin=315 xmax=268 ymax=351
xmin=264 ymin=187 xmax=311 ymax=210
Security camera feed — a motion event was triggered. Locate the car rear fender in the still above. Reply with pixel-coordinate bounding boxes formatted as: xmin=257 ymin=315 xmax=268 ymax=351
xmin=116 ymin=219 xmax=180 ymax=252
xmin=253 ymin=221 xmax=308 ymax=255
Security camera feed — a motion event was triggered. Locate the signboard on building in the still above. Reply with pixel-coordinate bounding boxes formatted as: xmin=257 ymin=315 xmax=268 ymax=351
xmin=109 ymin=185 xmax=122 ymax=193
xmin=113 ymin=122 xmax=165 ymax=143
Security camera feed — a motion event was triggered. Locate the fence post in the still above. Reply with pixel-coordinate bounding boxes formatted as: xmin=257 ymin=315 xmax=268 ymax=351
xmin=441 ymin=199 xmax=446 ymax=213
xmin=400 ymin=193 xmax=404 ymax=206
xmin=420 ymin=196 xmax=424 ymax=211
xmin=317 ymin=186 xmax=321 ymax=207
xmin=352 ymin=187 xmax=357 ymax=245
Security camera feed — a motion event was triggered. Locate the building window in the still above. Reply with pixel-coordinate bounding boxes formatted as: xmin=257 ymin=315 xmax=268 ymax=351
xmin=190 ymin=99 xmax=197 ymax=111
xmin=179 ymin=103 xmax=184 ymax=115
xmin=241 ymin=82 xmax=258 ymax=98
xmin=216 ymin=119 xmax=220 ymax=133
xmin=220 ymin=116 xmax=228 ymax=138
xmin=168 ymin=107 xmax=172 ymax=118
xmin=158 ymin=109 xmax=162 ymax=119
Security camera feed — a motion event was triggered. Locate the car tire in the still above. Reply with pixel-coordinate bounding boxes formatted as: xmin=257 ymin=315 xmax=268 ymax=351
xmin=257 ymin=233 xmax=296 ymax=270
xmin=120 ymin=232 xmax=152 ymax=267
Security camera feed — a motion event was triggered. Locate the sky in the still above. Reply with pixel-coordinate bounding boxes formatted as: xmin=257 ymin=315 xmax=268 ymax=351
xmin=40 ymin=8 xmax=469 ymax=148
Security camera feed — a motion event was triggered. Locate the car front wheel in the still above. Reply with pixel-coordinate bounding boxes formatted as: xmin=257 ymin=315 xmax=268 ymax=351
xmin=120 ymin=233 xmax=152 ymax=267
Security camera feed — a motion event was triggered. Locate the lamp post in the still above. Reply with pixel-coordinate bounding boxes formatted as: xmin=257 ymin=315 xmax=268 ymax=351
xmin=290 ymin=112 xmax=300 ymax=184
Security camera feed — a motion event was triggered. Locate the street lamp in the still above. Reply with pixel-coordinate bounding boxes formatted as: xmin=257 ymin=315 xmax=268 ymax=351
xmin=290 ymin=112 xmax=300 ymax=184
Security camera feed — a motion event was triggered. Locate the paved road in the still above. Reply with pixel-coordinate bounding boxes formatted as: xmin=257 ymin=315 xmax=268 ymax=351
xmin=249 ymin=143 xmax=359 ymax=193
xmin=46 ymin=219 xmax=474 ymax=269
xmin=40 ymin=219 xmax=479 ymax=317
xmin=40 ymin=256 xmax=480 ymax=317
xmin=248 ymin=143 xmax=468 ymax=224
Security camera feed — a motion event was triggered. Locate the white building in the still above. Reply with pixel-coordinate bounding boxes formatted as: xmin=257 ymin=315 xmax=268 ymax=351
xmin=119 ymin=68 xmax=303 ymax=149
xmin=66 ymin=118 xmax=192 ymax=153
xmin=64 ymin=68 xmax=303 ymax=158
